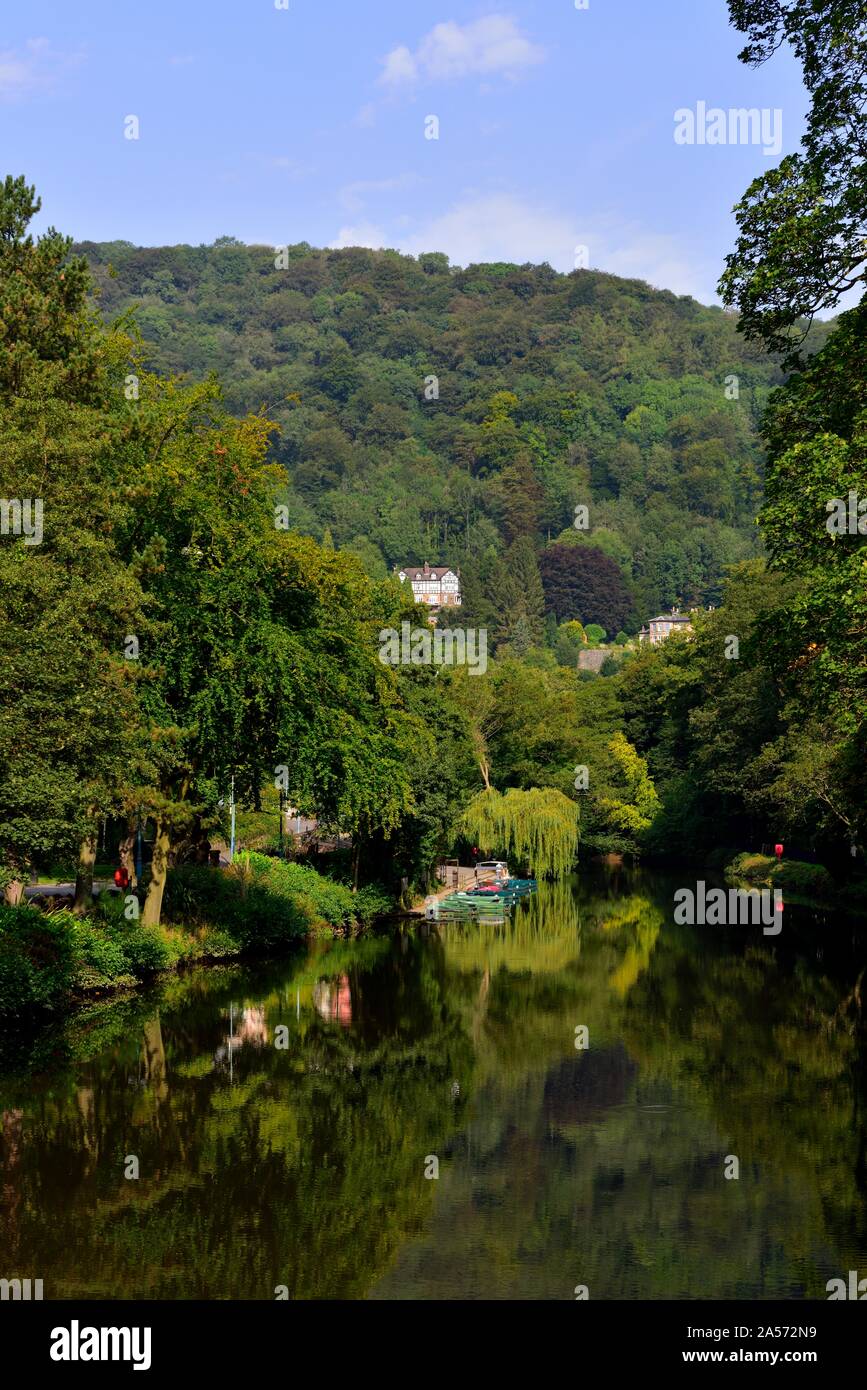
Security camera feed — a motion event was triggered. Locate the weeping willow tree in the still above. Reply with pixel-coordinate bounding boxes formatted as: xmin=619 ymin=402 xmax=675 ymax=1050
xmin=461 ymin=787 xmax=579 ymax=879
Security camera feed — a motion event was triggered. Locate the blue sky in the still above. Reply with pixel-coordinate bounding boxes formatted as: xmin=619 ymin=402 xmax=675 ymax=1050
xmin=2 ymin=1 xmax=810 ymax=303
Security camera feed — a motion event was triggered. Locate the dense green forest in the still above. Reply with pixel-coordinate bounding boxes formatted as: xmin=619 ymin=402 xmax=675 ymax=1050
xmin=77 ymin=236 xmax=812 ymax=627
xmin=2 ymin=0 xmax=865 ymax=972
xmin=56 ymin=227 xmax=859 ymax=878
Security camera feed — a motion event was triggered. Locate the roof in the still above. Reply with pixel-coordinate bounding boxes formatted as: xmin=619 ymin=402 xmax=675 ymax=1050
xmin=397 ymin=565 xmax=457 ymax=580
xmin=649 ymin=612 xmax=692 ymax=624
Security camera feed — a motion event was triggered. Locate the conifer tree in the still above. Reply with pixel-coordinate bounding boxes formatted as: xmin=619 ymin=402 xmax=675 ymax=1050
xmin=492 ymin=536 xmax=546 ymax=649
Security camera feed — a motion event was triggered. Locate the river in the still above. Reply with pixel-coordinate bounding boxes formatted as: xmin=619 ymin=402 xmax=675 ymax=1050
xmin=1 ymin=866 xmax=865 ymax=1300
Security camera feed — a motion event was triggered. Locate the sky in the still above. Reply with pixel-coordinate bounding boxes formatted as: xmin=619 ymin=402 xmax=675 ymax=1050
xmin=1 ymin=0 xmax=811 ymax=304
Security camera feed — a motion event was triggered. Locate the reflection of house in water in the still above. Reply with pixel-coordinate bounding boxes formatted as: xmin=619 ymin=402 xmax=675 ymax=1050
xmin=214 ymin=1005 xmax=269 ymax=1069
xmin=313 ymin=975 xmax=353 ymax=1028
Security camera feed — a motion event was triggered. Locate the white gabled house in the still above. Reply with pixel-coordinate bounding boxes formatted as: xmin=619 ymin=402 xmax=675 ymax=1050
xmin=396 ymin=562 xmax=462 ymax=615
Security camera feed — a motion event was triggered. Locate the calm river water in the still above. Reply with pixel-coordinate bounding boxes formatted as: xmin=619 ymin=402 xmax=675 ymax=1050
xmin=1 ymin=867 xmax=866 ymax=1300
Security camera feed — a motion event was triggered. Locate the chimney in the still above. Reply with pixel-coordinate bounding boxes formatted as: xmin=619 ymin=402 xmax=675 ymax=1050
xmin=423 ymin=561 xmax=430 ymax=575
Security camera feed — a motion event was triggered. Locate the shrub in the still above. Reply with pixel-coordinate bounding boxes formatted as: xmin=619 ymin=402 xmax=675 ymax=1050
xmin=0 ymin=905 xmax=77 ymax=1013
xmin=68 ymin=918 xmax=131 ymax=983
xmin=726 ymin=853 xmax=839 ymax=904
xmin=354 ymin=883 xmax=395 ymax=923
xmin=554 ymin=619 xmax=586 ymax=667
xmin=161 ymin=856 xmax=349 ymax=949
xmin=106 ymin=921 xmax=173 ymax=975
xmin=0 ymin=900 xmax=184 ymax=1016
xmin=162 ymin=863 xmax=308 ymax=948
xmin=774 ymin=859 xmax=837 ymax=900
xmin=244 ymin=854 xmax=360 ymax=926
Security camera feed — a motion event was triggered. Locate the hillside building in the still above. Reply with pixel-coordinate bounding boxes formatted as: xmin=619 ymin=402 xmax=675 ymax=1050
xmin=638 ymin=608 xmax=694 ymax=645
xmin=396 ymin=562 xmax=462 ymax=616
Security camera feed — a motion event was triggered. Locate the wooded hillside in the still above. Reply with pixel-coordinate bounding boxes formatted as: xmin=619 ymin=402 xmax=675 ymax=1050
xmin=77 ymin=240 xmax=815 ymax=624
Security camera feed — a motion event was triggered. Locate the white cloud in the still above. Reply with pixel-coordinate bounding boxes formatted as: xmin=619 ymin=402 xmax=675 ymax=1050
xmin=403 ymin=193 xmax=575 ymax=267
xmin=0 ymin=37 xmax=83 ymax=101
xmin=328 ymin=193 xmax=716 ymax=301
xmin=330 ymin=221 xmax=391 ymax=251
xmin=380 ymin=45 xmax=418 ymax=86
xmin=378 ymin=15 xmax=544 ymax=88
xmin=601 ymin=231 xmax=713 ymax=301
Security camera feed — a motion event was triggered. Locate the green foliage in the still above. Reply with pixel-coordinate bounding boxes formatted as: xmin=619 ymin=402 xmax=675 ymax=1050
xmin=725 ymin=852 xmax=839 ymax=904
xmin=491 ymin=536 xmax=546 ymax=649
xmin=360 ymin=664 xmax=478 ymax=894
xmin=0 ymin=185 xmax=432 ymax=915
xmin=595 ymin=732 xmax=660 ymax=843
xmin=119 ymin=371 xmax=426 ymax=922
xmin=720 ymin=1 xmax=866 ymax=358
xmin=78 ymin=238 xmax=782 ymax=619
xmin=353 ymin=882 xmax=396 ymax=923
xmin=0 ymin=848 xmax=394 ymax=1016
xmin=554 ymin=620 xmax=586 ymax=667
xmin=162 ymin=862 xmax=312 ymax=945
xmin=461 ymin=786 xmax=580 ymax=878
xmin=0 ymin=905 xmax=77 ymax=1013
xmin=0 ymin=903 xmax=177 ymax=1013
xmin=240 ymin=853 xmax=371 ymax=927
xmin=707 ymin=6 xmax=867 ymax=869
xmin=163 ymin=854 xmax=375 ymax=941
xmin=0 ymin=177 xmax=148 ymax=891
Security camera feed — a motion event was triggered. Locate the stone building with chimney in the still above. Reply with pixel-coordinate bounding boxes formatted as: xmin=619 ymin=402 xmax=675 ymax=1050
xmin=637 ymin=608 xmax=694 ymax=646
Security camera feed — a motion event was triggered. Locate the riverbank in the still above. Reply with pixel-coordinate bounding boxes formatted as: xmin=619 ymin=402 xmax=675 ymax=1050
xmin=724 ymin=853 xmax=867 ymax=914
xmin=0 ymin=854 xmax=392 ymax=1019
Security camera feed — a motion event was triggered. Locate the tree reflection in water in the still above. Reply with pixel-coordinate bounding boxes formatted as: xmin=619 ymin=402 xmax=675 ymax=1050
xmin=0 ymin=871 xmax=865 ymax=1300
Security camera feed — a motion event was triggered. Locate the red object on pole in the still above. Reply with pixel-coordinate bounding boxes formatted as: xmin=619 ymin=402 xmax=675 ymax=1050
xmin=774 ymin=843 xmax=783 ymax=860
xmin=114 ymin=865 xmax=130 ymax=890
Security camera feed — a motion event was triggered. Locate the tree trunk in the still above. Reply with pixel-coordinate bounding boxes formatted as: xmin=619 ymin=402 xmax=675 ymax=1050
xmin=74 ymin=830 xmax=98 ymax=913
xmin=142 ymin=819 xmax=172 ymax=926
xmin=143 ymin=1017 xmax=168 ymax=1101
xmin=3 ymin=879 xmax=23 ymax=906
xmin=119 ymin=825 xmax=136 ymax=889
xmin=351 ymin=840 xmax=361 ymax=893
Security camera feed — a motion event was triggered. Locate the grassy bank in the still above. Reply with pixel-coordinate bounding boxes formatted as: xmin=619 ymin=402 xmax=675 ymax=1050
xmin=725 ymin=853 xmax=867 ymax=914
xmin=0 ymin=853 xmax=392 ymax=1019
